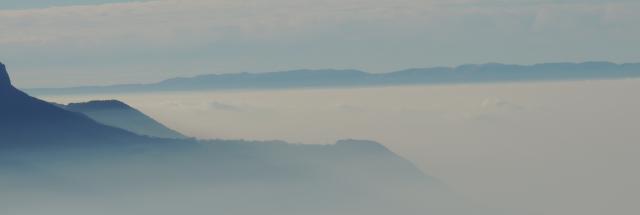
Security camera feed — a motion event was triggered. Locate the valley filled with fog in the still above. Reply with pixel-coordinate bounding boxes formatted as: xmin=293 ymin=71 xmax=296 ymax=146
xmin=44 ymin=79 xmax=640 ymax=215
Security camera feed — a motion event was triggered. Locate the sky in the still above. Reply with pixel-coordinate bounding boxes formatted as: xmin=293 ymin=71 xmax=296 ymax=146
xmin=4 ymin=1 xmax=639 ymax=214
xmin=1 ymin=0 xmax=639 ymax=87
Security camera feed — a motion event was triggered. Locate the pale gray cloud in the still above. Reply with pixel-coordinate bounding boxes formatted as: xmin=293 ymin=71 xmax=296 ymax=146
xmin=481 ymin=97 xmax=525 ymax=111
xmin=210 ymin=101 xmax=246 ymax=112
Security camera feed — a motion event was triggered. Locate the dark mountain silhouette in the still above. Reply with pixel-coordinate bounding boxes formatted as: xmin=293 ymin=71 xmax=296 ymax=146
xmin=60 ymin=100 xmax=186 ymax=139
xmin=25 ymin=61 xmax=640 ymax=95
xmin=1 ymin=62 xmax=465 ymax=214
xmin=0 ymin=62 xmax=167 ymax=148
xmin=0 ymin=63 xmax=10 ymax=86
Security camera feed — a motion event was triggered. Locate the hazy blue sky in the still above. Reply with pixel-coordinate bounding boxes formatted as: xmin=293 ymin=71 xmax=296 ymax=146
xmin=1 ymin=0 xmax=639 ymax=87
xmin=0 ymin=0 xmax=146 ymax=10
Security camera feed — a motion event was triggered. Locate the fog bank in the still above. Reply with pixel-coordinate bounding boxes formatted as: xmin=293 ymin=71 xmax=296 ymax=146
xmin=44 ymin=79 xmax=640 ymax=215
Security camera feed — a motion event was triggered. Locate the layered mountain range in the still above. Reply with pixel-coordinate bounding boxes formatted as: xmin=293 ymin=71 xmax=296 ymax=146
xmin=0 ymin=62 xmax=461 ymax=215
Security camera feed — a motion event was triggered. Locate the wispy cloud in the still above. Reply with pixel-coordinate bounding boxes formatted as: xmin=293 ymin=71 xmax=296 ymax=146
xmin=2 ymin=1 xmax=456 ymax=46
xmin=210 ymin=101 xmax=246 ymax=112
xmin=3 ymin=0 xmax=636 ymax=46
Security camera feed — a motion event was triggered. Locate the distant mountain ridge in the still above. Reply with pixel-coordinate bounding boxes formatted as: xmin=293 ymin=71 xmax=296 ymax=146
xmin=25 ymin=61 xmax=640 ymax=95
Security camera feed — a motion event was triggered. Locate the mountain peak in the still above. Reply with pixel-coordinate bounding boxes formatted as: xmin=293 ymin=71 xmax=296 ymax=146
xmin=63 ymin=100 xmax=188 ymax=139
xmin=0 ymin=62 xmax=11 ymax=87
xmin=67 ymin=100 xmax=131 ymax=111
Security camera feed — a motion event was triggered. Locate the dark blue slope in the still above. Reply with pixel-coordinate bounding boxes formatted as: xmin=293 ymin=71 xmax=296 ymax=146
xmin=0 ymin=62 xmax=162 ymax=147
